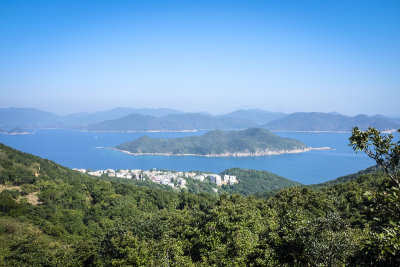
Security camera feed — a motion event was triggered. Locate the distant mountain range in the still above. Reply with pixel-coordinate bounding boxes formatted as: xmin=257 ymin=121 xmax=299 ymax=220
xmin=0 ymin=107 xmax=183 ymax=128
xmin=219 ymin=109 xmax=287 ymax=124
xmin=87 ymin=113 xmax=257 ymax=132
xmin=115 ymin=128 xmax=307 ymax=156
xmin=60 ymin=107 xmax=183 ymax=127
xmin=1 ymin=107 xmax=399 ymax=132
xmin=0 ymin=108 xmax=59 ymax=128
xmin=264 ymin=112 xmax=400 ymax=132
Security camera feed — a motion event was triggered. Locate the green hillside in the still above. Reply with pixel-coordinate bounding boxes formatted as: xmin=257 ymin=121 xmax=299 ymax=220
xmin=220 ymin=168 xmax=301 ymax=195
xmin=0 ymin=143 xmax=399 ymax=266
xmin=116 ymin=128 xmax=307 ymax=156
xmin=309 ymin=165 xmax=381 ymax=189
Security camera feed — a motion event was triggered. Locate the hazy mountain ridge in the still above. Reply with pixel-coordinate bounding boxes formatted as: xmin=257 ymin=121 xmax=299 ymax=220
xmin=115 ymin=128 xmax=307 ymax=156
xmin=87 ymin=113 xmax=258 ymax=131
xmin=61 ymin=107 xmax=184 ymax=127
xmin=2 ymin=108 xmax=399 ymax=132
xmin=219 ymin=109 xmax=287 ymax=124
xmin=0 ymin=107 xmax=183 ymax=128
xmin=264 ymin=112 xmax=400 ymax=131
xmin=0 ymin=108 xmax=59 ymax=128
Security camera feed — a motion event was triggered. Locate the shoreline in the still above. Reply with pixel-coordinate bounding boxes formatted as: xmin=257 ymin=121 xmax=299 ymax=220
xmin=82 ymin=129 xmax=200 ymax=133
xmin=104 ymin=146 xmax=332 ymax=158
xmin=271 ymin=129 xmax=397 ymax=134
xmin=8 ymin=128 xmax=396 ymax=134
xmin=0 ymin=132 xmax=32 ymax=135
xmin=84 ymin=129 xmax=397 ymax=134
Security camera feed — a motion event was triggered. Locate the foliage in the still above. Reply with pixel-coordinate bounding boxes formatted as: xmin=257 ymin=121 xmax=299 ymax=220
xmin=350 ymin=127 xmax=400 ymax=188
xmin=220 ymin=168 xmax=301 ymax=196
xmin=349 ymin=127 xmax=400 ymax=265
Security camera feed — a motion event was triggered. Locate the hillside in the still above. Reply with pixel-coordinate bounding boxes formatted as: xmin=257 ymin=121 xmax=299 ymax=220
xmin=87 ymin=113 xmax=257 ymax=131
xmin=264 ymin=112 xmax=400 ymax=131
xmin=309 ymin=165 xmax=381 ymax=189
xmin=115 ymin=128 xmax=307 ymax=156
xmin=220 ymin=168 xmax=301 ymax=195
xmin=0 ymin=143 xmax=399 ymax=265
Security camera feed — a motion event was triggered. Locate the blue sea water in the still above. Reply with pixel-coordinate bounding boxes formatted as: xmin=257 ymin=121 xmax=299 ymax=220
xmin=0 ymin=129 xmax=375 ymax=185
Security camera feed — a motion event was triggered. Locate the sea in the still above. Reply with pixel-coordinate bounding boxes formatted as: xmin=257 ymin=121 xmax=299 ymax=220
xmin=0 ymin=129 xmax=376 ymax=185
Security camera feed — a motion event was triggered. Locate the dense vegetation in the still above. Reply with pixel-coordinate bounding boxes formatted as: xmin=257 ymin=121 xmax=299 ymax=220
xmin=264 ymin=112 xmax=400 ymax=131
xmin=220 ymin=168 xmax=301 ymax=196
xmin=116 ymin=128 xmax=306 ymax=156
xmin=0 ymin=130 xmax=399 ymax=266
xmin=309 ymin=164 xmax=381 ymax=189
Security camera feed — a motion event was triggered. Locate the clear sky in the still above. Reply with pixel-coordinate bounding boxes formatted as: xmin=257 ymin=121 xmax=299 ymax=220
xmin=1 ymin=0 xmax=399 ymax=116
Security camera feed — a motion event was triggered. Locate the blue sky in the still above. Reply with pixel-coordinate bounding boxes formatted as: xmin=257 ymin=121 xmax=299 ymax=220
xmin=1 ymin=0 xmax=399 ymax=116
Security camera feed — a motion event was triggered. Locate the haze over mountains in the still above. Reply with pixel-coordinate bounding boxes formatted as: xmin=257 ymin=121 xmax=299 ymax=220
xmin=0 ymin=107 xmax=183 ymax=128
xmin=218 ymin=109 xmax=287 ymax=125
xmin=264 ymin=112 xmax=400 ymax=132
xmin=0 ymin=107 xmax=399 ymax=132
xmin=87 ymin=113 xmax=258 ymax=132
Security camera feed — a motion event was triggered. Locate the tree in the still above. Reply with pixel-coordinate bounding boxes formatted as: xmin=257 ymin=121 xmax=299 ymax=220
xmin=349 ymin=127 xmax=400 ymax=265
xmin=349 ymin=127 xmax=400 ymax=188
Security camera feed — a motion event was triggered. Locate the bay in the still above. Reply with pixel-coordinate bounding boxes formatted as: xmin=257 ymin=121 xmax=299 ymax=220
xmin=0 ymin=129 xmax=375 ymax=184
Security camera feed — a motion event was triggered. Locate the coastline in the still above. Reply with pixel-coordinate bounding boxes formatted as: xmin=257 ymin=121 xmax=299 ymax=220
xmin=0 ymin=132 xmax=32 ymax=135
xmin=85 ymin=129 xmax=397 ymax=134
xmin=105 ymin=146 xmax=332 ymax=158
xmin=271 ymin=129 xmax=397 ymax=134
xmin=82 ymin=129 xmax=200 ymax=133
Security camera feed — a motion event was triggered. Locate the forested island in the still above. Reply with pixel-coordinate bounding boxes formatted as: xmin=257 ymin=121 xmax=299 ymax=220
xmin=0 ymin=127 xmax=399 ymax=266
xmin=115 ymin=128 xmax=312 ymax=157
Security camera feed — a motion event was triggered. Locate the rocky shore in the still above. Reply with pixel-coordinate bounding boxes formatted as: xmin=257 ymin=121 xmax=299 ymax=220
xmin=108 ymin=146 xmax=332 ymax=157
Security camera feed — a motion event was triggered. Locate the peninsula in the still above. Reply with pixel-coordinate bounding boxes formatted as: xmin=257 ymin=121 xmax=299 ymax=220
xmin=114 ymin=128 xmax=316 ymax=157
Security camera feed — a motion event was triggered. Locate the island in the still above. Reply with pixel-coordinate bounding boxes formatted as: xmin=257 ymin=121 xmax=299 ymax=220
xmin=114 ymin=128 xmax=321 ymax=157
xmin=0 ymin=127 xmax=29 ymax=135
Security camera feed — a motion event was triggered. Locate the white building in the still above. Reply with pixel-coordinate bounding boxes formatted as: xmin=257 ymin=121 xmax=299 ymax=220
xmin=208 ymin=174 xmax=222 ymax=186
xmin=194 ymin=175 xmax=205 ymax=182
xmin=223 ymin=175 xmax=238 ymax=185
